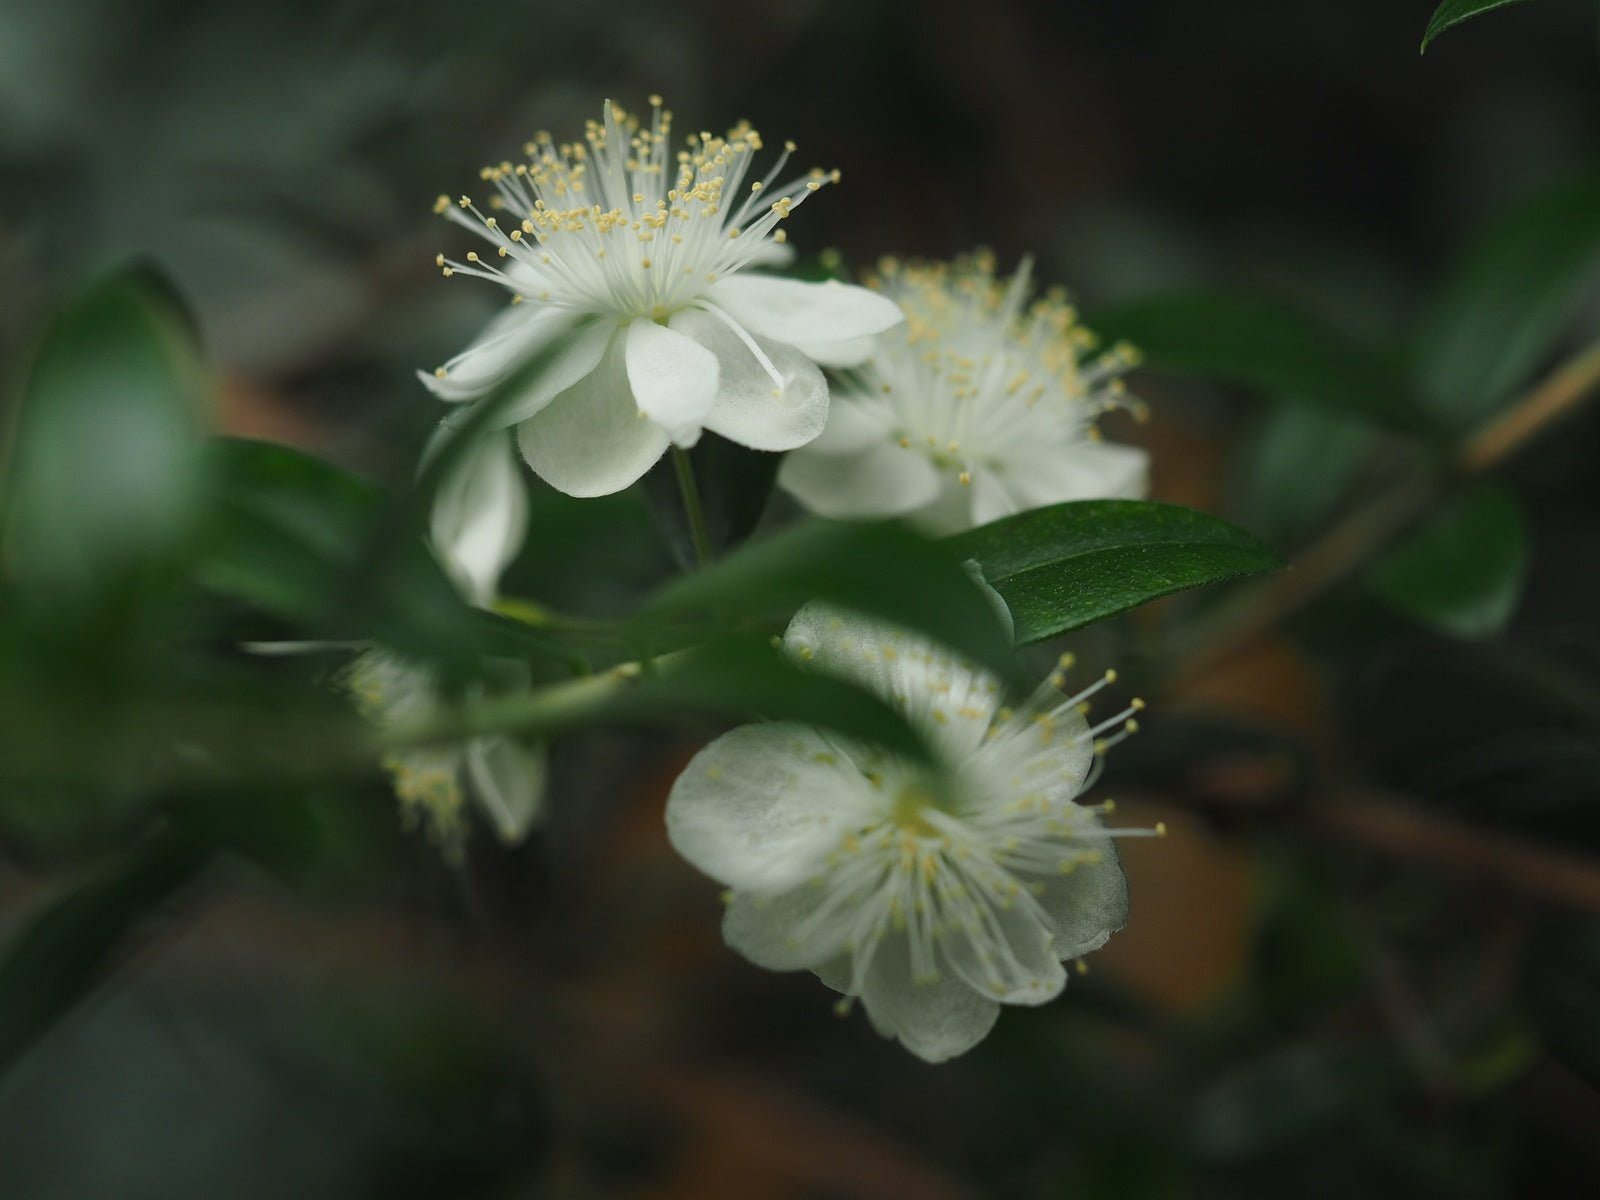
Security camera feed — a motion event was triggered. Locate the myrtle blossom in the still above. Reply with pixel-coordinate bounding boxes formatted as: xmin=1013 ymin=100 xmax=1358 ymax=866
xmin=421 ymin=97 xmax=904 ymax=497
xmin=665 ymin=599 xmax=1159 ymax=1063
xmin=780 ymin=251 xmax=1149 ymax=533
xmin=350 ymin=431 xmax=545 ymax=847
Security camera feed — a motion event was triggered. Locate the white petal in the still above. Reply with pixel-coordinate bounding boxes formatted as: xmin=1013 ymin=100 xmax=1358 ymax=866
xmin=465 ymin=734 xmax=547 ymax=844
xmin=1006 ymin=440 xmax=1151 ymax=508
xmin=723 ymin=885 xmax=854 ymax=971
xmin=742 ymin=240 xmax=796 ymax=270
xmin=970 ymin=470 xmax=1020 ymax=527
xmin=665 ymin=722 xmax=872 ymax=892
xmin=419 ymin=306 xmax=577 ymax=402
xmin=800 ymin=396 xmax=890 ymax=456
xmin=1030 ymin=838 xmax=1129 ymax=959
xmin=427 ymin=429 xmax=528 ymax=606
xmin=778 ymin=441 xmax=942 ymax=519
xmin=515 ymin=335 xmax=671 ymax=497
xmin=671 ymin=308 xmax=830 ymax=451
xmin=782 ymin=603 xmax=1004 ymax=755
xmin=624 ymin=318 xmax=719 ymax=447
xmin=855 ymin=937 xmax=1001 ymax=1063
xmin=795 ymin=335 xmax=876 ymax=369
xmin=488 ymin=318 xmax=617 ymax=428
xmin=708 ymin=276 xmax=904 ymax=347
xmin=935 ymin=894 xmax=1067 ymax=1006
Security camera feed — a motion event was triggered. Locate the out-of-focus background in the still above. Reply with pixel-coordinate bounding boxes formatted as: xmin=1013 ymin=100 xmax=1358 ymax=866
xmin=3 ymin=0 xmax=1600 ymax=1196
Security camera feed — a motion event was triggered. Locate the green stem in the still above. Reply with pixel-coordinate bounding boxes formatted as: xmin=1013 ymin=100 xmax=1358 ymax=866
xmin=670 ymin=445 xmax=715 ymax=570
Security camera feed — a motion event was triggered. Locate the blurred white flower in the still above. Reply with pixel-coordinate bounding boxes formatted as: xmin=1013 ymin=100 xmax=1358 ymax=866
xmin=422 ymin=97 xmax=903 ymax=497
xmin=780 ymin=252 xmax=1149 ymax=533
xmin=665 ymin=599 xmax=1157 ymax=1063
xmin=351 ymin=429 xmax=544 ymax=847
xmin=349 ymin=650 xmax=547 ymax=848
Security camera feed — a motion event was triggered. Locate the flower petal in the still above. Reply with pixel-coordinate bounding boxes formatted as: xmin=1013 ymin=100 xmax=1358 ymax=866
xmin=671 ymin=308 xmax=830 ymax=451
xmin=1006 ymin=440 xmax=1151 ymax=508
xmin=934 ymin=888 xmax=1067 ymax=1006
xmin=1029 ymin=838 xmax=1129 ymax=959
xmin=624 ymin=318 xmax=719 ymax=447
xmin=465 ymin=734 xmax=547 ymax=845
xmin=854 ymin=937 xmax=1001 ymax=1063
xmin=708 ymin=275 xmax=904 ymax=347
xmin=427 ymin=429 xmax=528 ymax=606
xmin=723 ymin=885 xmax=854 ymax=971
xmin=795 ymin=335 xmax=876 ymax=369
xmin=970 ymin=470 xmax=1020 ymax=527
xmin=418 ymin=306 xmax=577 ymax=402
xmin=666 ymin=722 xmax=873 ymax=892
xmin=515 ymin=335 xmax=671 ymax=497
xmin=491 ymin=318 xmax=618 ymax=428
xmin=778 ymin=441 xmax=942 ymax=519
xmin=797 ymin=396 xmax=892 ymax=456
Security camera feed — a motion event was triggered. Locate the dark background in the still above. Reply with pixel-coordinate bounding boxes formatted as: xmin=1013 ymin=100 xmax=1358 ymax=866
xmin=3 ymin=1 xmax=1600 ymax=1196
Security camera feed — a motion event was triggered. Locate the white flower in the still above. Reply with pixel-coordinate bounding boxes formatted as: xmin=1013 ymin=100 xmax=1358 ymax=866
xmin=349 ymin=650 xmax=547 ymax=848
xmin=665 ymin=601 xmax=1157 ymax=1063
xmin=779 ymin=251 xmax=1150 ymax=533
xmin=351 ymin=428 xmax=545 ymax=847
xmin=421 ymin=97 xmax=904 ymax=497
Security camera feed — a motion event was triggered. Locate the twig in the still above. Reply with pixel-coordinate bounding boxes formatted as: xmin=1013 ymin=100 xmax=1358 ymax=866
xmin=1166 ymin=337 xmax=1600 ymax=686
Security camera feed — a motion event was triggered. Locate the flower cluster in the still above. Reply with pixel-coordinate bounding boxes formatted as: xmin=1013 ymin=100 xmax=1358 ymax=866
xmin=404 ymin=96 xmax=1161 ymax=1060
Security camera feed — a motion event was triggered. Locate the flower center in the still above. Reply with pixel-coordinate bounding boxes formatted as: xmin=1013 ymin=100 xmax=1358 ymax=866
xmin=890 ymin=785 xmax=943 ymax=838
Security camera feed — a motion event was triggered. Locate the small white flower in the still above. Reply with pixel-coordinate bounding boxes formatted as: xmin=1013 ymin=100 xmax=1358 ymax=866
xmin=665 ymin=600 xmax=1156 ymax=1063
xmin=421 ymin=97 xmax=904 ymax=497
xmin=780 ymin=251 xmax=1150 ymax=533
xmin=351 ymin=428 xmax=544 ymax=847
xmin=349 ymin=651 xmax=547 ymax=848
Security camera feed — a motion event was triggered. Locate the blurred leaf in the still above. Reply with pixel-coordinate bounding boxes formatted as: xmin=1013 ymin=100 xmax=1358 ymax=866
xmin=639 ymin=433 xmax=780 ymax=571
xmin=1233 ymin=402 xmax=1378 ymax=547
xmin=1367 ymin=484 xmax=1527 ymax=639
xmin=1190 ymin=1047 xmax=1394 ymax=1160
xmin=402 ymin=635 xmax=935 ymax=764
xmin=1 ymin=265 xmax=205 ymax=604
xmin=1411 ymin=171 xmax=1600 ymax=429
xmin=1090 ymin=292 xmax=1421 ymax=431
xmin=194 ymin=439 xmax=484 ymax=663
xmin=1420 ymin=0 xmax=1536 ymax=52
xmin=947 ymin=500 xmax=1283 ymax=645
xmin=635 ymin=521 xmax=1017 ymax=679
xmin=0 ymin=830 xmax=204 ymax=1076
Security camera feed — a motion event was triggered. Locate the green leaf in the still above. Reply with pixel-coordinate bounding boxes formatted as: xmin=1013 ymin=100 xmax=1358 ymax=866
xmin=1233 ymin=402 xmax=1378 ymax=548
xmin=394 ymin=634 xmax=936 ymax=764
xmin=1367 ymin=484 xmax=1527 ymax=639
xmin=1411 ymin=171 xmax=1600 ymax=429
xmin=194 ymin=439 xmax=481 ymax=663
xmin=639 ymin=433 xmax=781 ymax=571
xmin=1089 ymin=292 xmax=1420 ymax=432
xmin=1421 ymin=0 xmax=1536 ymax=52
xmin=0 ymin=830 xmax=206 ymax=1075
xmin=635 ymin=520 xmax=1017 ymax=678
xmin=946 ymin=500 xmax=1283 ymax=645
xmin=1 ymin=266 xmax=206 ymax=604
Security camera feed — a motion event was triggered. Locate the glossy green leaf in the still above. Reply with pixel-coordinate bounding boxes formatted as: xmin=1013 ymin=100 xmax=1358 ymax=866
xmin=1367 ymin=484 xmax=1527 ymax=639
xmin=635 ymin=521 xmax=1017 ymax=678
xmin=1411 ymin=171 xmax=1600 ymax=429
xmin=946 ymin=500 xmax=1283 ymax=645
xmin=1089 ymin=292 xmax=1420 ymax=431
xmin=0 ymin=830 xmax=205 ymax=1075
xmin=1 ymin=266 xmax=206 ymax=603
xmin=1233 ymin=402 xmax=1378 ymax=548
xmin=1420 ymin=0 xmax=1536 ymax=52
xmin=194 ymin=439 xmax=481 ymax=662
